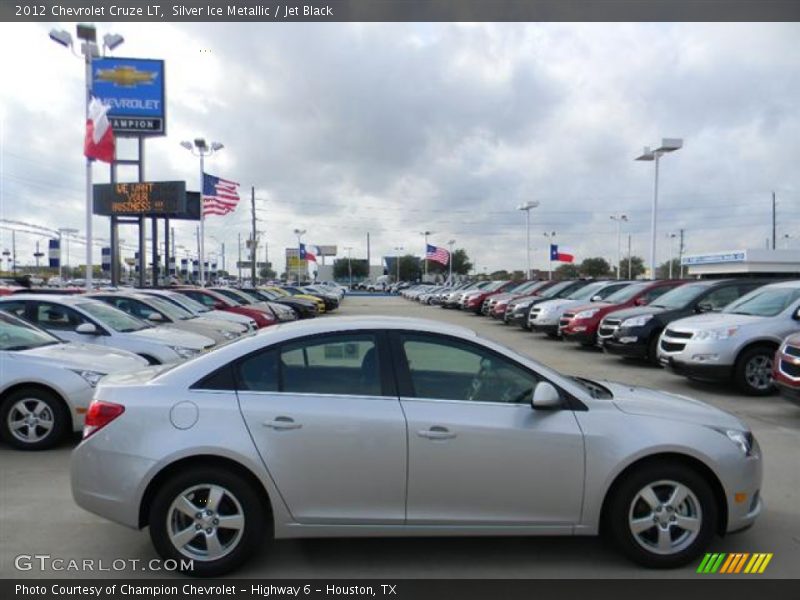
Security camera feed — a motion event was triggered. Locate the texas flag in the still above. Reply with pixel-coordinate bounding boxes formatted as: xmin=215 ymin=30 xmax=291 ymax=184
xmin=299 ymin=243 xmax=317 ymax=263
xmin=550 ymin=244 xmax=575 ymax=263
xmin=84 ymin=97 xmax=115 ymax=163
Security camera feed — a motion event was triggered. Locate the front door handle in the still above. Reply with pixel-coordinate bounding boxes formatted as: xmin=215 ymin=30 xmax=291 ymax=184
xmin=263 ymin=416 xmax=302 ymax=431
xmin=417 ymin=426 xmax=456 ymax=440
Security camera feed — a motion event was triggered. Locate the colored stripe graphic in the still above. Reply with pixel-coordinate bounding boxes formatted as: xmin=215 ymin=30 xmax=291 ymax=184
xmin=734 ymin=553 xmax=750 ymax=573
xmin=720 ymin=554 xmax=737 ymax=573
xmin=697 ymin=554 xmax=713 ymax=573
xmin=698 ymin=552 xmax=771 ymax=574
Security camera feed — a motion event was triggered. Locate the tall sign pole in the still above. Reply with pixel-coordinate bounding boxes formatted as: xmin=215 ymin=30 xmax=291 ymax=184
xmin=199 ymin=152 xmax=205 ymax=285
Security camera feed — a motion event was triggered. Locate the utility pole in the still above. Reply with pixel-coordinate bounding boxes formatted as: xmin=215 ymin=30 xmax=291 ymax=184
xmin=366 ymin=232 xmax=370 ymax=271
xmin=627 ymin=234 xmax=632 ymax=279
xmin=678 ymin=229 xmax=685 ymax=278
xmin=237 ymin=233 xmax=242 ymax=284
xmin=772 ymin=191 xmax=776 ymax=250
xmin=250 ymin=186 xmax=257 ymax=286
xmin=420 ymin=231 xmax=432 ymax=281
xmin=11 ymin=229 xmax=16 ymax=275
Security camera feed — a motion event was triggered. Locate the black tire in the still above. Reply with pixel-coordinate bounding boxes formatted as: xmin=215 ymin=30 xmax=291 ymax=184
xmin=605 ymin=462 xmax=717 ymax=568
xmin=733 ymin=345 xmax=776 ymax=396
xmin=0 ymin=387 xmax=69 ymax=450
xmin=646 ymin=335 xmax=662 ymax=367
xmin=148 ymin=467 xmax=267 ymax=577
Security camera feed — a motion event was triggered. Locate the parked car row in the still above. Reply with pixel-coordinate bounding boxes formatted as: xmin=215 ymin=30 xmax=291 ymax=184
xmin=0 ymin=284 xmax=346 ymax=450
xmin=403 ymin=278 xmax=800 ymax=400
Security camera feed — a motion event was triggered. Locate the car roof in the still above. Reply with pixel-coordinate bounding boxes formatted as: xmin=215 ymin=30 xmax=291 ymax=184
xmin=1 ymin=293 xmax=98 ymax=305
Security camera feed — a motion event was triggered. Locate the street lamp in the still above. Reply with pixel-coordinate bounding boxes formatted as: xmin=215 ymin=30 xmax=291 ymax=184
xmin=543 ymin=231 xmax=556 ymax=280
xmin=447 ymin=239 xmax=456 ymax=283
xmin=293 ymin=229 xmax=306 ymax=283
xmin=517 ymin=201 xmax=539 ymax=279
xmin=181 ymin=137 xmax=224 ymax=285
xmin=393 ymin=246 xmax=404 ymax=283
xmin=420 ymin=231 xmax=433 ymax=281
xmin=49 ymin=25 xmax=124 ymax=291
xmin=610 ymin=214 xmax=628 ymax=279
xmin=343 ymin=246 xmax=353 ymax=288
xmin=636 ymin=138 xmax=683 ymax=280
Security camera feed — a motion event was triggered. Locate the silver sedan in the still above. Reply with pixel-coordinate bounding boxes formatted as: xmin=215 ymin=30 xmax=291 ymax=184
xmin=71 ymin=317 xmax=762 ymax=576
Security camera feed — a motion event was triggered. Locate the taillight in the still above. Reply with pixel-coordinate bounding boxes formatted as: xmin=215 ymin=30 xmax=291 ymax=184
xmin=83 ymin=400 xmax=125 ymax=439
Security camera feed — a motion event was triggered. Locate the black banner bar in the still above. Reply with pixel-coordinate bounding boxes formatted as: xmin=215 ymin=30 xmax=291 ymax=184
xmin=3 ymin=0 xmax=800 ymax=22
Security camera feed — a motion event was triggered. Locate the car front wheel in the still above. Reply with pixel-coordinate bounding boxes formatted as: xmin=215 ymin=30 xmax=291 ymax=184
xmin=149 ymin=467 xmax=266 ymax=576
xmin=0 ymin=387 xmax=68 ymax=450
xmin=606 ymin=463 xmax=717 ymax=568
xmin=734 ymin=346 xmax=776 ymax=396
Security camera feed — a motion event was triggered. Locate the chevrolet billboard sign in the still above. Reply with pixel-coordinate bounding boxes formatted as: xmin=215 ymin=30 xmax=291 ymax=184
xmin=91 ymin=58 xmax=166 ymax=136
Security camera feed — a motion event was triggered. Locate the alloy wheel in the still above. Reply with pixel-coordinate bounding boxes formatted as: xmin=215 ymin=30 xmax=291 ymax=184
xmin=7 ymin=398 xmax=54 ymax=444
xmin=745 ymin=355 xmax=773 ymax=391
xmin=628 ymin=479 xmax=702 ymax=556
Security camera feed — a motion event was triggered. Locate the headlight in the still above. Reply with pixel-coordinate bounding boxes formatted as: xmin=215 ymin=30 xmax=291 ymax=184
xmin=713 ymin=428 xmax=757 ymax=457
xmin=223 ymin=331 xmax=236 ymax=340
xmin=70 ymin=369 xmax=106 ymax=388
xmin=574 ymin=309 xmax=599 ymax=319
xmin=621 ymin=315 xmax=653 ymax=328
xmin=169 ymin=345 xmax=200 ymax=359
xmin=693 ymin=327 xmax=739 ymax=341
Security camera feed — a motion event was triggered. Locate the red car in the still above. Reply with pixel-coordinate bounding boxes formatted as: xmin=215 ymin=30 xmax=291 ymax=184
xmin=174 ymin=287 xmax=276 ymax=328
xmin=774 ymin=333 xmax=800 ymax=407
xmin=559 ymin=280 xmax=686 ymax=346
xmin=461 ymin=280 xmax=515 ymax=313
xmin=490 ymin=280 xmax=560 ymax=319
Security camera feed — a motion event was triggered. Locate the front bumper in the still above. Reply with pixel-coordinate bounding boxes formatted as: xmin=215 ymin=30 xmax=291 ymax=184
xmin=660 ymin=357 xmax=733 ymax=381
xmin=561 ymin=326 xmax=597 ymax=344
xmin=603 ymin=337 xmax=648 ymax=358
xmin=531 ymin=323 xmax=559 ymax=335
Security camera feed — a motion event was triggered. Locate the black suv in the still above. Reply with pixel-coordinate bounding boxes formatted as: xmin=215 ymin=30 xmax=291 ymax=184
xmin=600 ymin=278 xmax=770 ymax=364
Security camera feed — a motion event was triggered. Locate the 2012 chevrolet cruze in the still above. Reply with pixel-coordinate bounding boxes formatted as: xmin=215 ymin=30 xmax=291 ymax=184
xmin=71 ymin=317 xmax=762 ymax=576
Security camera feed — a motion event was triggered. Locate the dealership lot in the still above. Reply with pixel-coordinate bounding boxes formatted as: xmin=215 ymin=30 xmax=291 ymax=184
xmin=1 ymin=295 xmax=798 ymax=579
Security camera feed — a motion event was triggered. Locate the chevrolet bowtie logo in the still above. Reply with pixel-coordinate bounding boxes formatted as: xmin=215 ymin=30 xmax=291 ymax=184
xmin=697 ymin=552 xmax=773 ymax=574
xmin=95 ymin=66 xmax=157 ymax=87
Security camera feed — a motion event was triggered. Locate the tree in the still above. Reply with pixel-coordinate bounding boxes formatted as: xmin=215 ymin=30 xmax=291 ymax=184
xmin=511 ymin=270 xmax=526 ymax=281
xmin=259 ymin=265 xmax=277 ymax=280
xmin=490 ymin=270 xmax=510 ymax=280
xmin=579 ymin=257 xmax=612 ymax=278
xmin=656 ymin=258 xmax=682 ymax=279
xmin=397 ymin=254 xmax=422 ymax=281
xmin=618 ymin=255 xmax=646 ymax=279
xmin=333 ymin=258 xmax=369 ymax=281
xmin=555 ymin=263 xmax=580 ymax=279
xmin=427 ymin=248 xmax=473 ymax=277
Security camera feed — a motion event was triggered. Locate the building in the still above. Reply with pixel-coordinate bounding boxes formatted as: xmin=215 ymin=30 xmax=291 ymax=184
xmin=681 ymin=249 xmax=800 ymax=278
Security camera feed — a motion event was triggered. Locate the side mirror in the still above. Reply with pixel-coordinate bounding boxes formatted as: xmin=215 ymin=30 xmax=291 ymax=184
xmin=147 ymin=313 xmax=164 ymax=322
xmin=794 ymin=308 xmax=800 ymax=321
xmin=213 ymin=301 xmax=226 ymax=310
xmin=75 ymin=323 xmax=97 ymax=335
xmin=696 ymin=301 xmax=713 ymax=313
xmin=634 ymin=297 xmax=647 ymax=306
xmin=531 ymin=381 xmax=562 ymax=409
xmin=590 ymin=295 xmax=602 ymax=302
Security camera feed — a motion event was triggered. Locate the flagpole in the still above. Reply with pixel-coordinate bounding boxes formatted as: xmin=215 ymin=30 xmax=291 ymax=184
xmin=84 ymin=46 xmax=93 ymax=291
xmin=199 ymin=152 xmax=205 ymax=286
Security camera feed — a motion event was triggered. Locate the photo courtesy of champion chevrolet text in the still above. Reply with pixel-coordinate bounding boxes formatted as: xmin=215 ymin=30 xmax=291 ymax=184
xmin=0 ymin=1 xmax=798 ymax=599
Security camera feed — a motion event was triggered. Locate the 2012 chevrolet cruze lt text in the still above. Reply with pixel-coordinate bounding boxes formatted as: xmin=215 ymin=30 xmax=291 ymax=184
xmin=71 ymin=317 xmax=762 ymax=576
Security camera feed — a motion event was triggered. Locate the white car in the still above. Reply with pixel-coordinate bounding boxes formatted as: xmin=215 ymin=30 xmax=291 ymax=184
xmin=0 ymin=311 xmax=147 ymax=450
xmin=0 ymin=295 xmax=216 ymax=365
xmin=140 ymin=289 xmax=257 ymax=332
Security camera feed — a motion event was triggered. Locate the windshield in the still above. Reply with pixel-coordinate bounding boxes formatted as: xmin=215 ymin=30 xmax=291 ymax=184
xmin=163 ymin=292 xmax=210 ymax=314
xmin=541 ymin=280 xmax=578 ymax=298
xmin=723 ymin=287 xmax=800 ymax=317
xmin=566 ymin=281 xmax=607 ymax=301
xmin=483 ymin=281 xmax=508 ymax=292
xmin=77 ymin=301 xmax=150 ymax=332
xmin=140 ymin=296 xmax=194 ymax=321
xmin=648 ymin=283 xmax=708 ymax=309
xmin=0 ymin=312 xmax=61 ymax=351
xmin=603 ymin=282 xmax=651 ymax=304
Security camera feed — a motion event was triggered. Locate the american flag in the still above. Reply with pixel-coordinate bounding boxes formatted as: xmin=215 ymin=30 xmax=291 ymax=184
xmin=202 ymin=172 xmax=241 ymax=217
xmin=426 ymin=244 xmax=450 ymax=266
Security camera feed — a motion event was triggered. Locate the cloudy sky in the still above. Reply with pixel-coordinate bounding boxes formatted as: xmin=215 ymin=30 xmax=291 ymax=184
xmin=1 ymin=21 xmax=799 ymax=276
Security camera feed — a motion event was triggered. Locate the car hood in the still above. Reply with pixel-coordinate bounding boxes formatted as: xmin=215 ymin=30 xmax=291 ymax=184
xmin=666 ymin=312 xmax=765 ymax=332
xmin=129 ymin=326 xmax=214 ymax=350
xmin=601 ymin=305 xmax=669 ymax=320
xmin=18 ymin=342 xmax=148 ymax=372
xmin=535 ymin=298 xmax=581 ymax=311
xmin=603 ymin=381 xmax=744 ymax=429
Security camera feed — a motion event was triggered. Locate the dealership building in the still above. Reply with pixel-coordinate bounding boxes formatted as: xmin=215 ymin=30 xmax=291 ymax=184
xmin=681 ymin=249 xmax=800 ymax=278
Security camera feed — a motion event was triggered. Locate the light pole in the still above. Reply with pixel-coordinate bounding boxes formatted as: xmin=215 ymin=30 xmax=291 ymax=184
xmin=543 ymin=231 xmax=556 ymax=280
xmin=517 ymin=201 xmax=539 ymax=279
xmin=58 ymin=228 xmax=78 ymax=281
xmin=610 ymin=214 xmax=628 ymax=279
xmin=181 ymin=138 xmax=224 ymax=286
xmin=447 ymin=239 xmax=456 ymax=283
xmin=344 ymin=246 xmax=353 ymax=288
xmin=668 ymin=233 xmax=678 ymax=278
xmin=636 ymin=138 xmax=683 ymax=280
xmin=420 ymin=231 xmax=433 ymax=281
xmin=393 ymin=246 xmax=403 ymax=282
xmin=784 ymin=234 xmax=792 ymax=249
xmin=294 ymin=228 xmax=306 ymax=283
xmin=49 ymin=25 xmax=124 ymax=291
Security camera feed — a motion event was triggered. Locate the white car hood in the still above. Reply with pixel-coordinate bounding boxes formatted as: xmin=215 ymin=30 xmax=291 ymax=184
xmin=535 ymin=298 xmax=579 ymax=311
xmin=129 ymin=326 xmax=214 ymax=350
xmin=667 ymin=312 xmax=763 ymax=332
xmin=18 ymin=342 xmax=148 ymax=372
xmin=603 ymin=381 xmax=744 ymax=430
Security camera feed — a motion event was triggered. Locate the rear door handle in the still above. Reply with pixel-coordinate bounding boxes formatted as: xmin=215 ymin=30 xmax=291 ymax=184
xmin=417 ymin=426 xmax=456 ymax=440
xmin=263 ymin=416 xmax=302 ymax=431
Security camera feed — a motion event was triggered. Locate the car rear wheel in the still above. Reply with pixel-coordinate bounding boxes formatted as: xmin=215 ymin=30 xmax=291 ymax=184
xmin=0 ymin=387 xmax=68 ymax=450
xmin=606 ymin=463 xmax=716 ymax=568
xmin=149 ymin=467 xmax=266 ymax=576
xmin=734 ymin=346 xmax=776 ymax=396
